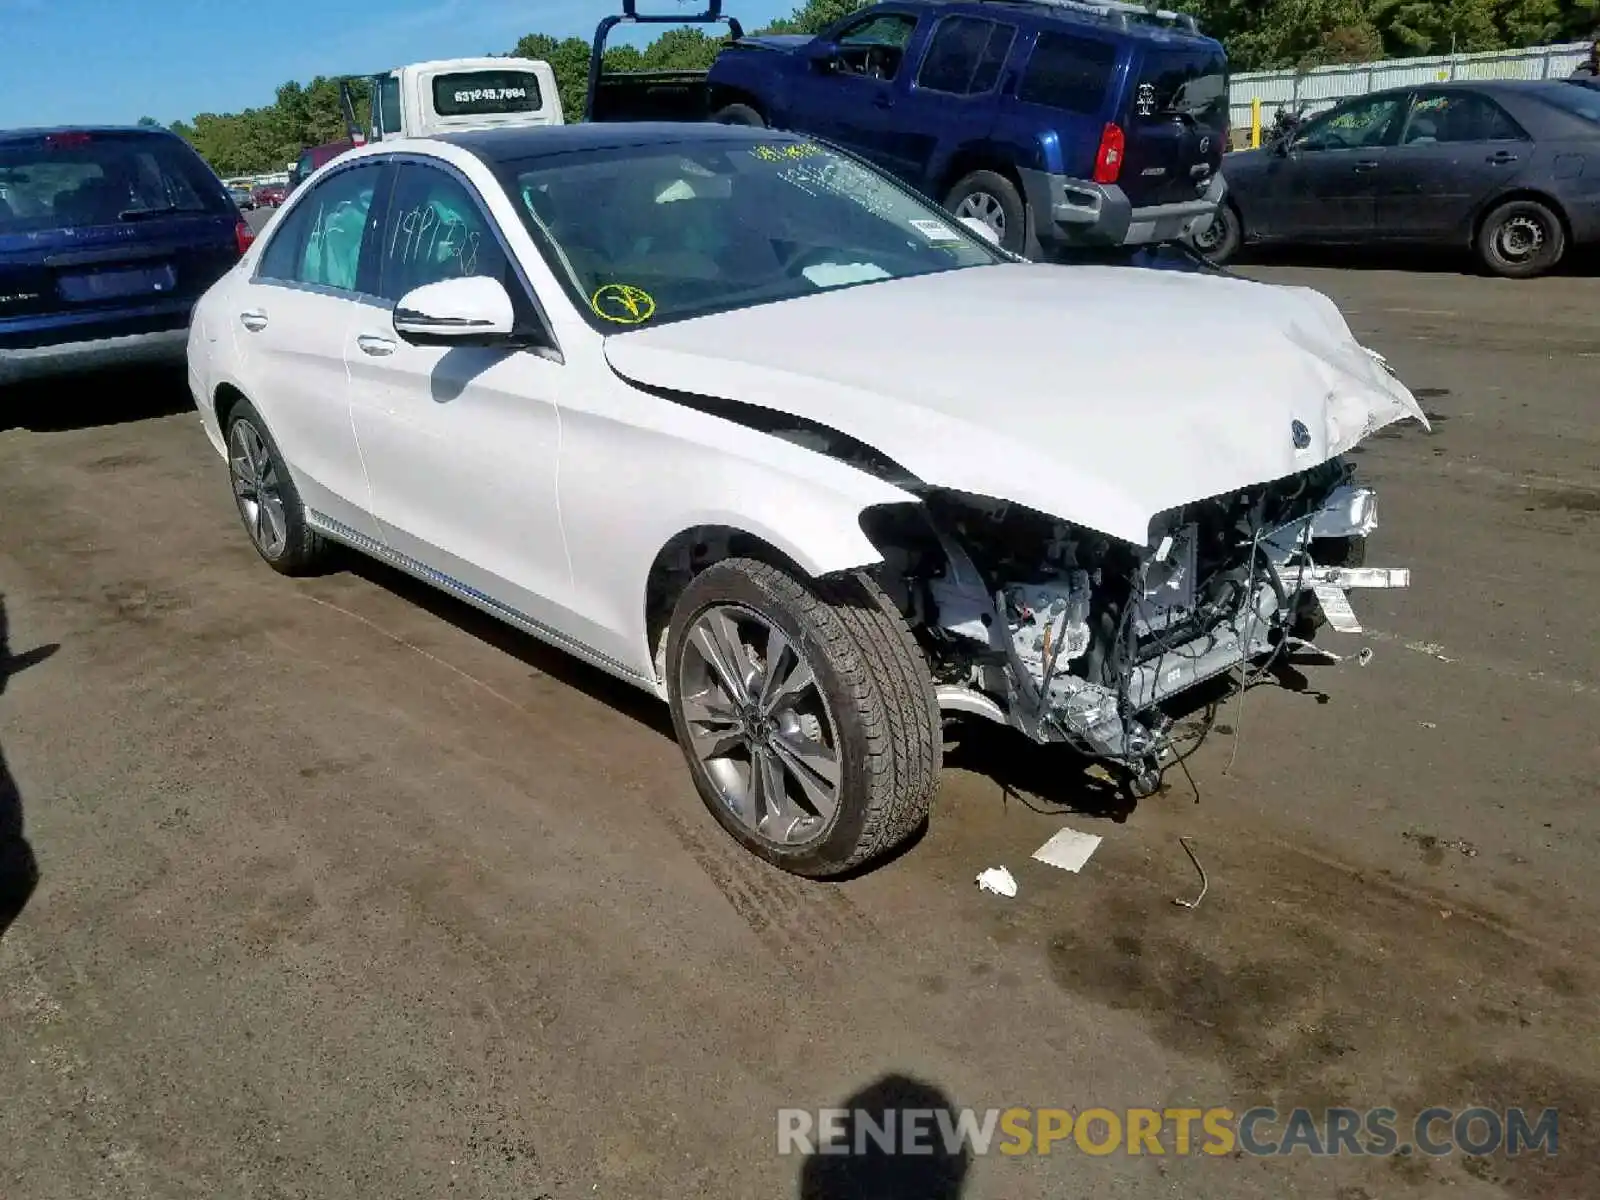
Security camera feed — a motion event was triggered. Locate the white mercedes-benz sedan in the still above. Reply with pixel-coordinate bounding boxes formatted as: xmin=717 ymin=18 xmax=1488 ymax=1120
xmin=187 ymin=123 xmax=1425 ymax=877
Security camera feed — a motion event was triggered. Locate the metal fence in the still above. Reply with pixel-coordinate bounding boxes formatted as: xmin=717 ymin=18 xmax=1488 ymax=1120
xmin=1226 ymin=41 xmax=1591 ymax=148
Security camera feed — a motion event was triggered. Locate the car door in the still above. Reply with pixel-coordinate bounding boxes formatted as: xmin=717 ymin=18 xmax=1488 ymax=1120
xmin=1257 ymin=93 xmax=1408 ymax=240
xmin=1375 ymin=89 xmax=1532 ymax=240
xmin=899 ymin=14 xmax=1014 ymax=183
xmin=786 ymin=10 xmax=922 ymax=177
xmin=233 ymin=158 xmax=388 ymax=541
xmin=344 ymin=156 xmax=573 ymax=634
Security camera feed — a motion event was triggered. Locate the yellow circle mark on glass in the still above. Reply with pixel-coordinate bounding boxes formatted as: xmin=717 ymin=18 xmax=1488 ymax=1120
xmin=590 ymin=283 xmax=657 ymax=325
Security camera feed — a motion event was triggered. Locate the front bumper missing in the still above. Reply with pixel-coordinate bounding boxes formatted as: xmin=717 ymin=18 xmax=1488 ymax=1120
xmin=1038 ymin=486 xmax=1409 ymax=760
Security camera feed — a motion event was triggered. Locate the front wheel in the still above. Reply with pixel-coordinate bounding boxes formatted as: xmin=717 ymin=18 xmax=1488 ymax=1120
xmin=665 ymin=559 xmax=940 ymax=878
xmin=1189 ymin=203 xmax=1242 ymax=265
xmin=1477 ymin=199 xmax=1565 ymax=279
xmin=944 ymin=170 xmax=1028 ymax=256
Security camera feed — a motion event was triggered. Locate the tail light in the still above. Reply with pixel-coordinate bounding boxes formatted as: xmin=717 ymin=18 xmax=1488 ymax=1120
xmin=235 ymin=220 xmax=256 ymax=256
xmin=1093 ymin=122 xmax=1126 ymax=185
xmin=44 ymin=131 xmax=94 ymax=149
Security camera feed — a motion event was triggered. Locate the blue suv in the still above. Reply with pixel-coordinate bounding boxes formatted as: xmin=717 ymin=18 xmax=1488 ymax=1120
xmin=1 ymin=126 xmax=250 ymax=386
xmin=690 ymin=0 xmax=1229 ymax=257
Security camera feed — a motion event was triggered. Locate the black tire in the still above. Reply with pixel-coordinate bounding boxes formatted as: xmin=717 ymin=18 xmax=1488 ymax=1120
xmin=223 ymin=400 xmax=329 ymax=576
xmin=711 ymin=103 xmax=766 ymax=127
xmin=944 ymin=169 xmax=1028 ymax=256
xmin=1476 ymin=198 xmax=1565 ymax=279
xmin=664 ymin=558 xmax=940 ymax=879
xmin=1190 ymin=202 xmax=1242 ymax=265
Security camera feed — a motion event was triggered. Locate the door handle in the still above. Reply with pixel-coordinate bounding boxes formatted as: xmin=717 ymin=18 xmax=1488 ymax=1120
xmin=872 ymin=93 xmax=893 ymax=109
xmin=238 ymin=310 xmax=268 ymax=332
xmin=356 ymin=334 xmax=397 ymax=357
xmin=1487 ymin=151 xmax=1519 ymax=165
xmin=1353 ymin=160 xmax=1380 ymax=172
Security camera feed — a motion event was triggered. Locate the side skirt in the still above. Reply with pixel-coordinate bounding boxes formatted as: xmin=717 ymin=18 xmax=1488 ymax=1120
xmin=305 ymin=509 xmax=658 ymax=695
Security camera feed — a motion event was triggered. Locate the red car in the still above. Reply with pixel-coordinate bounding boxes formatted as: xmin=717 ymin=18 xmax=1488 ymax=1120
xmin=250 ymin=182 xmax=287 ymax=207
xmin=286 ymin=139 xmax=357 ymax=194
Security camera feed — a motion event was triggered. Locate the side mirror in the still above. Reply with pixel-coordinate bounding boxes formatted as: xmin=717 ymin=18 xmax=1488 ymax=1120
xmin=803 ymin=38 xmax=840 ymax=69
xmin=393 ymin=276 xmax=516 ymax=347
xmin=958 ymin=216 xmax=1001 ymax=246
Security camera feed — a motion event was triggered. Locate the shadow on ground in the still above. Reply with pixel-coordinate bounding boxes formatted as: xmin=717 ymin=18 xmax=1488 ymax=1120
xmin=1 ymin=365 xmax=193 ymax=434
xmin=798 ymin=1073 xmax=971 ymax=1200
xmin=0 ymin=595 xmax=57 ymax=938
xmin=344 ymin=555 xmax=676 ymax=740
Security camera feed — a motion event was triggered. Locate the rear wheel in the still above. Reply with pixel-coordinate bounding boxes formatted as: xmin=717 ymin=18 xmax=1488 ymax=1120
xmin=711 ymin=103 xmax=766 ymax=127
xmin=665 ymin=558 xmax=940 ymax=878
xmin=944 ymin=170 xmax=1028 ymax=256
xmin=224 ymin=400 xmax=329 ymax=576
xmin=1476 ymin=199 xmax=1565 ymax=279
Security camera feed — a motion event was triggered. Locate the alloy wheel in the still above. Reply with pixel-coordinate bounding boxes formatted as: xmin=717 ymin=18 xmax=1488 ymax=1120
xmin=955 ymin=191 xmax=1006 ymax=241
xmin=228 ymin=419 xmax=289 ymax=559
xmin=677 ymin=604 xmax=841 ymax=848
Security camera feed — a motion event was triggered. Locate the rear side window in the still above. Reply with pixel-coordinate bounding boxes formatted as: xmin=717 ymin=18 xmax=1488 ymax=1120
xmin=257 ymin=163 xmax=385 ymax=293
xmin=0 ymin=132 xmax=227 ymax=233
xmin=1018 ymin=31 xmax=1118 ymax=115
xmin=916 ymin=17 xmax=1017 ymax=96
xmin=431 ymin=70 xmax=544 ymax=118
xmin=1131 ymin=47 xmax=1229 ymax=130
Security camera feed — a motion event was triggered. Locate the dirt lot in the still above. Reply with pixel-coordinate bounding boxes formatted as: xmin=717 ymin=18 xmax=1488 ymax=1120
xmin=1 ymin=262 xmax=1597 ymax=1199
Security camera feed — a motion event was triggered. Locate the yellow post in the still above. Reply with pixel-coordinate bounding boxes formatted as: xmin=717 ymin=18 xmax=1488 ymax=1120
xmin=1251 ymin=97 xmax=1262 ymax=149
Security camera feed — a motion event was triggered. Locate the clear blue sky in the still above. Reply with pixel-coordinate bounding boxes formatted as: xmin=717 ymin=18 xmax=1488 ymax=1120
xmin=0 ymin=0 xmax=795 ymax=128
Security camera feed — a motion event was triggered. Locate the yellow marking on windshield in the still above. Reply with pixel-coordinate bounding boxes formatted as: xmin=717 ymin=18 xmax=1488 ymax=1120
xmin=750 ymin=142 xmax=826 ymax=163
xmin=591 ymin=283 xmax=657 ymax=325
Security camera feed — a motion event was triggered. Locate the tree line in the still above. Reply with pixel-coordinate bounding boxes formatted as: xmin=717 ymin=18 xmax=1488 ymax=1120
xmin=156 ymin=0 xmax=1596 ymax=176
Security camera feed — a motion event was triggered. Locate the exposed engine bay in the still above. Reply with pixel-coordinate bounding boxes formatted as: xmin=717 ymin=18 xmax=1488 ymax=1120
xmin=861 ymin=458 xmax=1407 ymax=794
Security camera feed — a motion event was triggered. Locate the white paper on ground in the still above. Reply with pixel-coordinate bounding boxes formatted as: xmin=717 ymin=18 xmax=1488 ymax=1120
xmin=1031 ymin=826 xmax=1104 ymax=874
xmin=975 ymin=866 xmax=1018 ymax=897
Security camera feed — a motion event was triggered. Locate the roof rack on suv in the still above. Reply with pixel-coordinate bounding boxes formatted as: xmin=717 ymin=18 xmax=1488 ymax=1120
xmin=981 ymin=0 xmax=1202 ymax=35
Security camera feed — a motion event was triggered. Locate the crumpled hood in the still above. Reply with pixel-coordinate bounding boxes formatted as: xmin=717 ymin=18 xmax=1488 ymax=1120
xmin=603 ymin=263 xmax=1428 ymax=546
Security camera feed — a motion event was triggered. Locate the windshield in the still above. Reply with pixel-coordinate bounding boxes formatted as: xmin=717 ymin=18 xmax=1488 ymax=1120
xmin=1541 ymin=81 xmax=1600 ymax=123
xmin=496 ymin=138 xmax=1004 ymax=331
xmin=0 ymin=131 xmax=227 ymax=234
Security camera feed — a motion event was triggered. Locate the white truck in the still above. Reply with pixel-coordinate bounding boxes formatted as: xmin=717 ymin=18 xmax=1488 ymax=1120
xmin=289 ymin=58 xmax=565 ymax=193
xmin=364 ymin=57 xmax=565 ymax=140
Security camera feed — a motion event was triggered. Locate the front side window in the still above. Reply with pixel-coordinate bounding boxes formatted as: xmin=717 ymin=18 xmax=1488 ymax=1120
xmin=256 ymin=162 xmax=384 ymax=292
xmin=1018 ymin=31 xmax=1118 ymax=116
xmin=1401 ymin=92 xmax=1526 ymax=144
xmin=833 ymin=13 xmax=920 ymax=81
xmin=378 ymin=75 xmax=403 ymax=136
xmin=916 ymin=17 xmax=1016 ymax=96
xmin=499 ymin=137 xmax=1003 ymax=332
xmin=1295 ymin=95 xmax=1406 ymax=151
xmin=375 ymin=163 xmax=509 ymax=302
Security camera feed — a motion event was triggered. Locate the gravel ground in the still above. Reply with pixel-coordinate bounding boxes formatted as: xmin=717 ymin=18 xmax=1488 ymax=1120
xmin=1 ymin=261 xmax=1596 ymax=1199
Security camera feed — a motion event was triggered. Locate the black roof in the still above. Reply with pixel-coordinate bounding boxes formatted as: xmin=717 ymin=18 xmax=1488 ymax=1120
xmin=0 ymin=124 xmax=179 ymax=144
xmin=437 ymin=121 xmax=794 ymax=162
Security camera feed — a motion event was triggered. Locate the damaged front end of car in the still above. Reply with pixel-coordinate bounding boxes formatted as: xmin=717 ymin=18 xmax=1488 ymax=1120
xmin=863 ymin=458 xmax=1408 ymax=795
